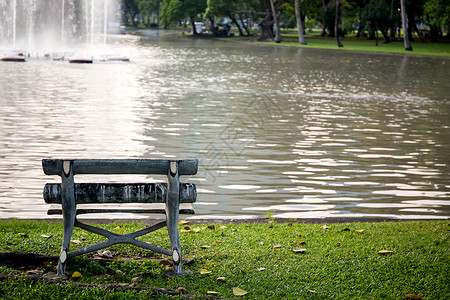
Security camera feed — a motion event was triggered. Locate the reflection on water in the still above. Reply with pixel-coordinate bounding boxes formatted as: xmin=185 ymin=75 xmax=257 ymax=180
xmin=1 ymin=30 xmax=449 ymax=219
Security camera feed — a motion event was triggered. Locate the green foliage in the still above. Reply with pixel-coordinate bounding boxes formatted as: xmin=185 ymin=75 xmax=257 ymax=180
xmin=161 ymin=0 xmax=207 ymax=27
xmin=424 ymin=0 xmax=450 ymax=27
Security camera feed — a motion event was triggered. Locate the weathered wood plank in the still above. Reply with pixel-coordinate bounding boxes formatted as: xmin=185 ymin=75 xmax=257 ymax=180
xmin=44 ymin=182 xmax=196 ymax=204
xmin=47 ymin=203 xmax=195 ymax=215
xmin=42 ymin=159 xmax=198 ymax=176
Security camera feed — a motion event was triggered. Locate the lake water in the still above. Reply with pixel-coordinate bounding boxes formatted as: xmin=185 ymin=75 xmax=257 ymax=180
xmin=1 ymin=30 xmax=449 ymax=220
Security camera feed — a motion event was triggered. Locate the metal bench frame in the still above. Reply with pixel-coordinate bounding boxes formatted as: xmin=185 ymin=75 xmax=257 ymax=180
xmin=42 ymin=159 xmax=198 ymax=276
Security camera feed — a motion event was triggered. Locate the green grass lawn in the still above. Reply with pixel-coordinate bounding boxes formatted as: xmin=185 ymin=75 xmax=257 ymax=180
xmin=1 ymin=219 xmax=449 ymax=299
xmin=222 ymin=31 xmax=450 ymax=57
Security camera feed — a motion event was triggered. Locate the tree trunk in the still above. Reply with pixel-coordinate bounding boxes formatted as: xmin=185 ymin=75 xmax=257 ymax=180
xmin=389 ymin=0 xmax=395 ymax=41
xmin=270 ymin=0 xmax=282 ymax=43
xmin=410 ymin=20 xmax=425 ymax=42
xmin=209 ymin=17 xmax=217 ymax=36
xmin=400 ymin=0 xmax=412 ymax=50
xmin=335 ymin=0 xmax=343 ymax=47
xmin=191 ymin=17 xmax=198 ymax=35
xmin=295 ymin=0 xmax=307 ymax=45
xmin=430 ymin=25 xmax=439 ymax=42
xmin=320 ymin=0 xmax=327 ymax=36
xmin=238 ymin=14 xmax=250 ymax=36
xmin=229 ymin=14 xmax=245 ymax=36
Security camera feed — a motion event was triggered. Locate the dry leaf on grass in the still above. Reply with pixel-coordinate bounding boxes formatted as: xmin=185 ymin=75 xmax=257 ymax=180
xmin=272 ymin=244 xmax=282 ymax=249
xmin=217 ymin=276 xmax=226 ymax=281
xmin=207 ymin=291 xmax=219 ymax=295
xmin=404 ymin=294 xmax=424 ymax=299
xmin=356 ymin=229 xmax=364 ymax=233
xmin=378 ymin=250 xmax=394 ymax=255
xmin=200 ymin=269 xmax=211 ymax=274
xmin=233 ymin=287 xmax=248 ymax=296
xmin=293 ymin=248 xmax=307 ymax=253
xmin=321 ymin=225 xmax=330 ymax=229
xmin=98 ymin=250 xmax=113 ymax=258
xmin=257 ymin=267 xmax=266 ymax=272
xmin=201 ymin=245 xmax=211 ymax=249
xmin=40 ymin=234 xmax=52 ymax=239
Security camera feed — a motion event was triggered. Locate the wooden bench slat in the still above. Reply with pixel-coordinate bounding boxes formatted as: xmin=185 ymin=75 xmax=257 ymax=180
xmin=42 ymin=159 xmax=198 ymax=176
xmin=44 ymin=182 xmax=196 ymax=204
xmin=47 ymin=203 xmax=195 ymax=215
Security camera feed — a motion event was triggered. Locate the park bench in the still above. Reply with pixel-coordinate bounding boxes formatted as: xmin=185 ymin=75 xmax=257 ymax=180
xmin=42 ymin=159 xmax=198 ymax=276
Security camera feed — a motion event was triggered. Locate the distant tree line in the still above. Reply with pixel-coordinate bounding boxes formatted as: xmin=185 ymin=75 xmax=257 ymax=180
xmin=121 ymin=0 xmax=449 ymax=45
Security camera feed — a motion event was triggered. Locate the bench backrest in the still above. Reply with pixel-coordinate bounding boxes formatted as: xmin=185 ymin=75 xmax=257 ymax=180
xmin=42 ymin=159 xmax=198 ymax=214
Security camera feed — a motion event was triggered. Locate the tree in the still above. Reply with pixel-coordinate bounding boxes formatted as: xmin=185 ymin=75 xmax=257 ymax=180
xmin=270 ymin=0 xmax=282 ymax=42
xmin=424 ymin=0 xmax=450 ymax=41
xmin=139 ymin=0 xmax=163 ymax=26
xmin=256 ymin=0 xmax=285 ymax=41
xmin=400 ymin=0 xmax=413 ymax=50
xmin=362 ymin=0 xmax=392 ymax=43
xmin=335 ymin=0 xmax=343 ymax=46
xmin=295 ymin=0 xmax=307 ymax=44
xmin=161 ymin=0 xmax=207 ymax=34
xmin=122 ymin=0 xmax=141 ymax=26
xmin=205 ymin=0 xmax=258 ymax=36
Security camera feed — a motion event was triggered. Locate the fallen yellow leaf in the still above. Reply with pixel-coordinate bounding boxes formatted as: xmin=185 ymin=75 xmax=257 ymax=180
xmin=70 ymin=271 xmax=82 ymax=280
xmin=404 ymin=294 xmax=424 ymax=299
xmin=71 ymin=239 xmax=82 ymax=244
xmin=257 ymin=267 xmax=266 ymax=271
xmin=201 ymin=245 xmax=211 ymax=249
xmin=207 ymin=291 xmax=219 ymax=295
xmin=272 ymin=244 xmax=282 ymax=249
xmin=217 ymin=276 xmax=226 ymax=281
xmin=40 ymin=234 xmax=52 ymax=239
xmin=378 ymin=250 xmax=394 ymax=255
xmin=233 ymin=287 xmax=248 ymax=296
xmin=356 ymin=229 xmax=364 ymax=233
xmin=321 ymin=225 xmax=330 ymax=229
xmin=220 ymin=225 xmax=227 ymax=229
xmin=193 ymin=228 xmax=201 ymax=233
xmin=200 ymin=269 xmax=211 ymax=274
xmin=298 ymin=241 xmax=306 ymax=245
xmin=179 ymin=220 xmax=189 ymax=225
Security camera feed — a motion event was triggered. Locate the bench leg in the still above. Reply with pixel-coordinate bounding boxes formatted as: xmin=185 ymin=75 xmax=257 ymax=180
xmin=57 ymin=211 xmax=75 ymax=276
xmin=166 ymin=205 xmax=182 ymax=274
xmin=57 ymin=160 xmax=76 ymax=277
xmin=167 ymin=161 xmax=182 ymax=274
